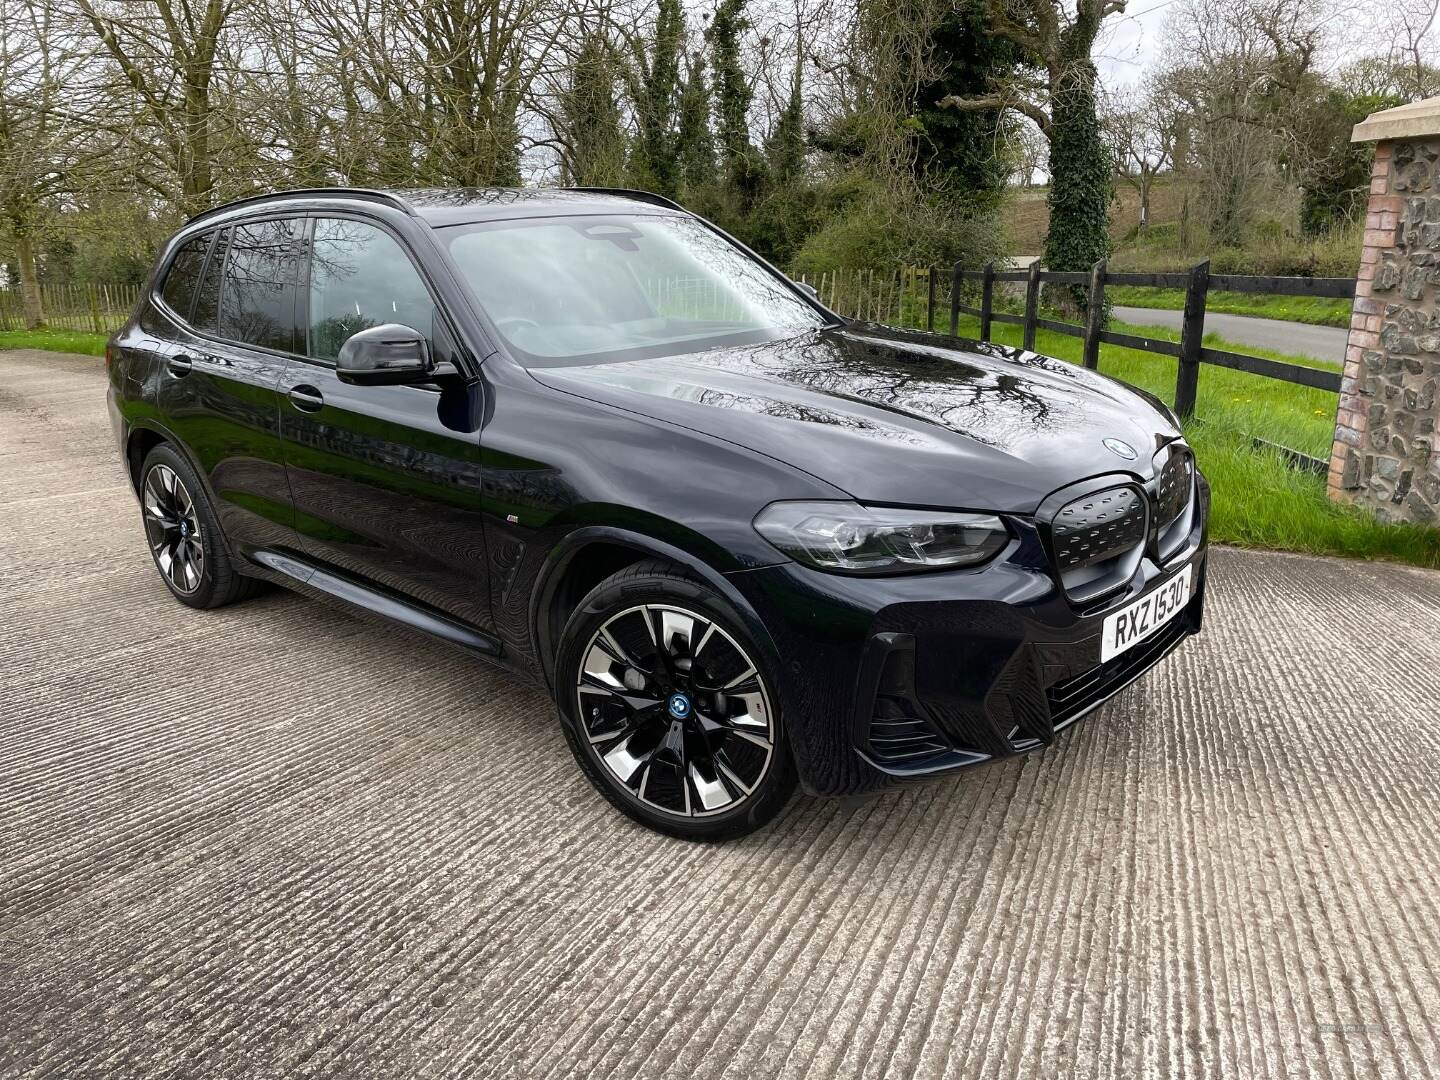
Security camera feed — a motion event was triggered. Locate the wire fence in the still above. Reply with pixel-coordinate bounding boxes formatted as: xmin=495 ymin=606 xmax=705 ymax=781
xmin=0 ymin=283 xmax=143 ymax=334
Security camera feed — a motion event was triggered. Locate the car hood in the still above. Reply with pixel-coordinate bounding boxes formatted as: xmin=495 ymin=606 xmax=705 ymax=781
xmin=528 ymin=323 xmax=1182 ymax=513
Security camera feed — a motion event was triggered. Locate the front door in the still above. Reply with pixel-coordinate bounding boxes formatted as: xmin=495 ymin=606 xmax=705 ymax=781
xmin=277 ymin=215 xmax=493 ymax=632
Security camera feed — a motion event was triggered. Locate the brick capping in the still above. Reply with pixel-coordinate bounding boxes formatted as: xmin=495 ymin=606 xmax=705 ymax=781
xmin=1328 ymin=95 xmax=1440 ymax=526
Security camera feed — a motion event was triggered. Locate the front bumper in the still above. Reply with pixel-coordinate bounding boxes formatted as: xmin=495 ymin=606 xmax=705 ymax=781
xmin=727 ymin=478 xmax=1210 ymax=798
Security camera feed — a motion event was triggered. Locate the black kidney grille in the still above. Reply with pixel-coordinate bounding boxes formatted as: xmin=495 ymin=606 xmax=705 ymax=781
xmin=1051 ymin=486 xmax=1147 ymax=571
xmin=1155 ymin=448 xmax=1193 ymax=530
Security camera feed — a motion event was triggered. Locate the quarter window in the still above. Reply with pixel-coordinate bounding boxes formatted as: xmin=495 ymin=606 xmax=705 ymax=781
xmin=308 ymin=218 xmax=436 ymax=361
xmin=160 ymin=232 xmax=213 ymax=322
xmin=219 ymin=219 xmax=307 ymax=352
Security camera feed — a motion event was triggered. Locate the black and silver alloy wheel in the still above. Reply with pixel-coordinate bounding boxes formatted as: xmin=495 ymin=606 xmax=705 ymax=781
xmin=575 ymin=603 xmax=776 ymax=820
xmin=143 ymin=463 xmax=205 ymax=595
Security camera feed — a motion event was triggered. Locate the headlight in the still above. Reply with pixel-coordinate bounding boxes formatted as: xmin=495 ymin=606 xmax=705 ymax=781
xmin=753 ymin=501 xmax=1008 ymax=574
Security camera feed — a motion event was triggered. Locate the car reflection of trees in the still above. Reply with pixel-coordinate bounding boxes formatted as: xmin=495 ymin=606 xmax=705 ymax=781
xmin=221 ymin=220 xmax=306 ymax=351
xmin=312 ymin=315 xmax=378 ymax=360
xmin=309 ymin=220 xmax=435 ymax=355
xmin=680 ymin=332 xmax=1073 ymax=448
xmin=673 ymin=385 xmax=930 ymax=445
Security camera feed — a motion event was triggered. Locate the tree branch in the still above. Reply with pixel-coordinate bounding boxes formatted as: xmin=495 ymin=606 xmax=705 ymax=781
xmin=937 ymin=92 xmax=1052 ymax=140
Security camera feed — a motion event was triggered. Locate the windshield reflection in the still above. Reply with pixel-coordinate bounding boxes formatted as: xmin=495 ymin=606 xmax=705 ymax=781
xmin=443 ymin=214 xmax=825 ymax=363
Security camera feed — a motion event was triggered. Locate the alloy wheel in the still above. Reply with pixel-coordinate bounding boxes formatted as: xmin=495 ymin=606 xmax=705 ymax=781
xmin=575 ymin=603 xmax=775 ymax=818
xmin=143 ymin=464 xmax=205 ymax=594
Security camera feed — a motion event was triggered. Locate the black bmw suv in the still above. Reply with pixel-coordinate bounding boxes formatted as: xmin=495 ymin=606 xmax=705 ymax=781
xmin=108 ymin=187 xmax=1208 ymax=840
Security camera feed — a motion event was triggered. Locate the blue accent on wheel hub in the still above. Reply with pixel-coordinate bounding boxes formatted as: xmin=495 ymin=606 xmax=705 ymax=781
xmin=667 ymin=693 xmax=692 ymax=720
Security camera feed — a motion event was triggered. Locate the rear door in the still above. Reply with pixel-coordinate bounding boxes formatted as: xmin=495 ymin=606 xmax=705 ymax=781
xmin=153 ymin=218 xmax=304 ymax=553
xmin=276 ymin=215 xmax=493 ymax=632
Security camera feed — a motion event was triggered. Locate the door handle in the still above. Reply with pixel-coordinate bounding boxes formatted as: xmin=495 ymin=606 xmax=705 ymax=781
xmin=167 ymin=353 xmax=194 ymax=377
xmin=287 ymin=384 xmax=325 ymax=412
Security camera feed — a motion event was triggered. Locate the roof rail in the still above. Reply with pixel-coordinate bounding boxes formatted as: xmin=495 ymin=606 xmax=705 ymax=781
xmin=184 ymin=187 xmax=416 ymax=227
xmin=567 ymin=187 xmax=687 ymax=212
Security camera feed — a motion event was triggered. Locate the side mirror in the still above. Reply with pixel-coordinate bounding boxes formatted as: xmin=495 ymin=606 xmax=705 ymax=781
xmin=796 ymin=281 xmax=819 ymax=300
xmin=336 ymin=323 xmax=433 ymax=385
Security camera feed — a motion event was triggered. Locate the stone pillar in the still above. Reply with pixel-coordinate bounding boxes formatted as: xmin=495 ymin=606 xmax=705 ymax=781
xmin=1329 ymin=97 xmax=1440 ymax=526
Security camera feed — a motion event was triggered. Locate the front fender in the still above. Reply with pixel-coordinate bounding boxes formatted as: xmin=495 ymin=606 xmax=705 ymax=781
xmin=529 ymin=525 xmax=788 ymax=694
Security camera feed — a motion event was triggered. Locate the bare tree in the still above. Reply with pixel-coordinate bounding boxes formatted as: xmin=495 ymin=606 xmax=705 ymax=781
xmin=1384 ymin=0 xmax=1440 ymax=100
xmin=1157 ymin=0 xmax=1336 ymax=244
xmin=0 ymin=0 xmax=116 ymax=325
xmin=1103 ymin=81 xmax=1174 ymax=232
xmin=67 ymin=0 xmax=247 ymax=212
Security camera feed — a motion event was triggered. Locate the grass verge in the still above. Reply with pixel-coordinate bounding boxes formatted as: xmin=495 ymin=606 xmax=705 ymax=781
xmin=0 ymin=328 xmax=109 ymax=356
xmin=1105 ymin=285 xmax=1352 ymax=329
xmin=951 ymin=313 xmax=1440 ymax=569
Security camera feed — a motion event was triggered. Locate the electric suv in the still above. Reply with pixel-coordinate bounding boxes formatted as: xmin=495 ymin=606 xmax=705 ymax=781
xmin=108 ymin=187 xmax=1209 ymax=841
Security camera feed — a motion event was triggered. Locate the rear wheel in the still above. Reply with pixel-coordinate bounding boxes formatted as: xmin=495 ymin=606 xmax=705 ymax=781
xmin=139 ymin=443 xmax=260 ymax=609
xmin=554 ymin=561 xmax=795 ymax=841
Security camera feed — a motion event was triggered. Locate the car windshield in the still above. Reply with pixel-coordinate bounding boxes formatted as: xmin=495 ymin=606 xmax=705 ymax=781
xmin=441 ymin=214 xmax=827 ymax=365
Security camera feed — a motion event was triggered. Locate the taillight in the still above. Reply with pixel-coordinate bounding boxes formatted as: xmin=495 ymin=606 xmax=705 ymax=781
xmin=105 ymin=344 xmax=115 ymax=370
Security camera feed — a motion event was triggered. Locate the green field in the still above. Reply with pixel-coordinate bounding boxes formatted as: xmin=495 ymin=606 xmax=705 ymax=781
xmin=1104 ymin=286 xmax=1352 ymax=329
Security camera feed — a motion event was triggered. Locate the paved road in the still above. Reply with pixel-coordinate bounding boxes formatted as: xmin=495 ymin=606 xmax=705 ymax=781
xmin=1112 ymin=305 xmax=1349 ymax=364
xmin=4 ymin=348 xmax=1440 ymax=1080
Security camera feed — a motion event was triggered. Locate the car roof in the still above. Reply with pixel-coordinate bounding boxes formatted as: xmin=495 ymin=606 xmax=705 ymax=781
xmin=395 ymin=187 xmax=686 ymax=226
xmin=184 ymin=186 xmax=687 ymax=230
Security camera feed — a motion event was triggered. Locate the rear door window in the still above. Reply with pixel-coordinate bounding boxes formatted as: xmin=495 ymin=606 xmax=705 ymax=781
xmin=160 ymin=232 xmax=213 ymax=322
xmin=308 ymin=217 xmax=436 ymax=361
xmin=192 ymin=227 xmax=229 ymax=333
xmin=218 ymin=218 xmax=307 ymax=353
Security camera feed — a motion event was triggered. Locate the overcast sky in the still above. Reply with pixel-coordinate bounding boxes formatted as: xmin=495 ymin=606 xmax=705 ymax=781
xmin=1097 ymin=0 xmax=1177 ymax=86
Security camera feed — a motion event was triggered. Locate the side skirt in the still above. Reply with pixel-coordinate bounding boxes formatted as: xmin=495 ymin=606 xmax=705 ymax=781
xmin=246 ymin=548 xmax=503 ymax=659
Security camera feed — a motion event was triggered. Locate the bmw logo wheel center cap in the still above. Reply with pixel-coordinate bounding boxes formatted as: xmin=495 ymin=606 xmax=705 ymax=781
xmin=667 ymin=693 xmax=692 ymax=720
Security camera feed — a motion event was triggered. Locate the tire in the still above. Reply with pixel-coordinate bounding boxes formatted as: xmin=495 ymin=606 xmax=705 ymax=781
xmin=554 ymin=560 xmax=796 ymax=841
xmin=138 ymin=443 xmax=261 ymax=610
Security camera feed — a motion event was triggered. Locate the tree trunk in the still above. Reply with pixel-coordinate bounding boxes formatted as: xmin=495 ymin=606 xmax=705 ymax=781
xmin=13 ymin=226 xmax=46 ymax=330
xmin=1139 ymin=174 xmax=1151 ymax=232
xmin=1042 ymin=57 xmax=1111 ymax=311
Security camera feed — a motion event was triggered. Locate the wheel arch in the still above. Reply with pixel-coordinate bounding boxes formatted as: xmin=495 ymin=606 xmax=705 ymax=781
xmin=125 ymin=426 xmax=168 ymax=494
xmin=123 ymin=422 xmax=229 ymax=536
xmin=531 ymin=526 xmax=782 ymax=694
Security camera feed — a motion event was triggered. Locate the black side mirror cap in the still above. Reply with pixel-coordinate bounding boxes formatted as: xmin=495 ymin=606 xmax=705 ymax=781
xmin=336 ymin=323 xmax=433 ymax=385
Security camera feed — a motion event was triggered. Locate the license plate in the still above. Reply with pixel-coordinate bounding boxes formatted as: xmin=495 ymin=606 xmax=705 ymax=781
xmin=1100 ymin=565 xmax=1193 ymax=663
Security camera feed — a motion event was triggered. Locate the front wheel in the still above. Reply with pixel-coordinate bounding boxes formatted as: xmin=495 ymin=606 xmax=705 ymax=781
xmin=554 ymin=561 xmax=795 ymax=841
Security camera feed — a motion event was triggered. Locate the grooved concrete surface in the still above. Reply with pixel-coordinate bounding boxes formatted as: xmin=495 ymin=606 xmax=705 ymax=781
xmin=4 ymin=347 xmax=1440 ymax=1080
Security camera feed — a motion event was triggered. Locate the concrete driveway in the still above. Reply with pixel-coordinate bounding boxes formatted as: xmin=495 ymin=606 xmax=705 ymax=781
xmin=1112 ymin=305 xmax=1349 ymax=365
xmin=3 ymin=348 xmax=1440 ymax=1080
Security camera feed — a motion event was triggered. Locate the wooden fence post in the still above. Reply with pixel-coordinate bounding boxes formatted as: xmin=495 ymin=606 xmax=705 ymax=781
xmin=1022 ymin=261 xmax=1041 ymax=351
xmin=1175 ymin=259 xmax=1210 ymax=420
xmin=949 ymin=263 xmax=961 ymax=335
xmin=88 ymin=284 xmax=103 ymax=333
xmin=926 ymin=267 xmax=936 ymax=331
xmin=980 ymin=262 xmax=995 ymax=342
xmin=1082 ymin=258 xmax=1106 ymax=370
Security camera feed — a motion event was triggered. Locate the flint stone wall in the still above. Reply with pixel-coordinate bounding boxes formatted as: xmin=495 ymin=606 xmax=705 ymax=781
xmin=1329 ymin=137 xmax=1440 ymax=525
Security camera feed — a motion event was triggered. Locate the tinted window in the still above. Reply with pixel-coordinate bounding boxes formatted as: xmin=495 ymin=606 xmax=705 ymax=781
xmin=219 ymin=219 xmax=306 ymax=352
xmin=161 ymin=232 xmax=213 ymax=321
xmin=308 ymin=218 xmax=435 ymax=361
xmin=192 ymin=227 xmax=229 ymax=333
